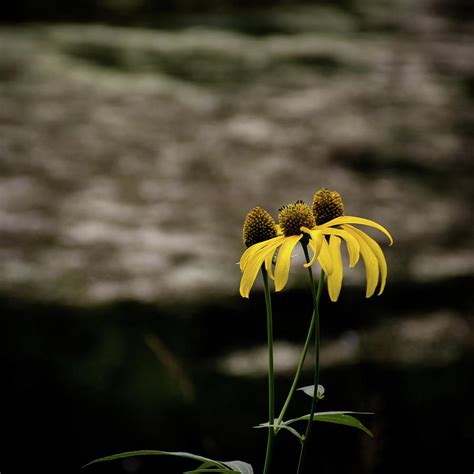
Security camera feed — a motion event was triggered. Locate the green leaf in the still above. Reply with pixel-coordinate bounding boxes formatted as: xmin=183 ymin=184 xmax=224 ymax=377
xmin=254 ymin=422 xmax=303 ymax=441
xmin=82 ymin=450 xmax=227 ymax=469
xmin=284 ymin=410 xmax=373 ymax=425
xmin=278 ymin=424 xmax=304 ymax=441
xmin=184 ymin=470 xmax=239 ymax=473
xmin=196 ymin=462 xmax=218 ymax=469
xmin=195 ymin=461 xmax=222 ymax=470
xmin=223 ymin=460 xmax=254 ymax=474
xmin=253 ymin=420 xmax=280 ymax=431
xmin=184 ymin=461 xmax=236 ymax=473
xmin=314 ymin=413 xmax=373 ymax=437
xmin=285 ymin=412 xmax=373 ymax=437
xmin=83 ymin=450 xmax=254 ymax=473
xmin=298 ymin=384 xmax=325 ymax=399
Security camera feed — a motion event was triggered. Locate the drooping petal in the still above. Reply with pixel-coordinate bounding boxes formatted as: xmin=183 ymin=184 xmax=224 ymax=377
xmin=264 ymin=246 xmax=276 ymax=280
xmin=345 ymin=224 xmax=388 ymax=295
xmin=327 ymin=235 xmax=343 ymax=302
xmin=301 ymin=227 xmax=323 ymax=267
xmin=301 ymin=227 xmax=335 ymax=275
xmin=344 ymin=227 xmax=379 ymax=297
xmin=315 ymin=237 xmax=334 ymax=276
xmin=318 ymin=216 xmax=393 ymax=246
xmin=239 ymin=240 xmax=269 ymax=272
xmin=239 ymin=238 xmax=284 ymax=298
xmin=240 ymin=236 xmax=284 ymax=271
xmin=239 ymin=253 xmax=266 ymax=298
xmin=319 ymin=227 xmax=360 ymax=268
xmin=274 ymin=235 xmax=302 ymax=292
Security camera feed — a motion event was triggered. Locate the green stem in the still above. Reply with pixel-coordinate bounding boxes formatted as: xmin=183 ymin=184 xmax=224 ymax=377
xmin=261 ymin=268 xmax=275 ymax=474
xmin=296 ymin=245 xmax=325 ymax=474
xmin=274 ymin=307 xmax=315 ymax=431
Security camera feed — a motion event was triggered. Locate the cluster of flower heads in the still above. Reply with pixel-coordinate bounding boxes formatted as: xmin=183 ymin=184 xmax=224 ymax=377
xmin=240 ymin=188 xmax=393 ymax=301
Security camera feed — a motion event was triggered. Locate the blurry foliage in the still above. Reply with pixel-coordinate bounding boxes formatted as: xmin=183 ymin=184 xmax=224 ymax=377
xmin=4 ymin=0 xmax=472 ymax=30
xmin=4 ymin=0 xmax=346 ymax=25
xmin=63 ymin=40 xmax=349 ymax=86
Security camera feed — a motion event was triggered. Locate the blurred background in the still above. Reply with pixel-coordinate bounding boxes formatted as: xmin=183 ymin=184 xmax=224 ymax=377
xmin=1 ymin=0 xmax=473 ymax=473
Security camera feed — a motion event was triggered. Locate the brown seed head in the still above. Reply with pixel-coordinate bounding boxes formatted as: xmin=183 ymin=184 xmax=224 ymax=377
xmin=312 ymin=188 xmax=345 ymax=225
xmin=278 ymin=200 xmax=316 ymax=236
xmin=243 ymin=207 xmax=278 ymax=248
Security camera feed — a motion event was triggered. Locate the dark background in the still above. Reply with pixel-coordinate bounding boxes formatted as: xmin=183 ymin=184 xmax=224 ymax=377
xmin=1 ymin=1 xmax=473 ymax=473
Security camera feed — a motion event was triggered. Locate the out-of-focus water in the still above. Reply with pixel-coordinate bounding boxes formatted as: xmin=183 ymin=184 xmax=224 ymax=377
xmin=0 ymin=18 xmax=473 ymax=305
xmin=1 ymin=3 xmax=473 ymax=472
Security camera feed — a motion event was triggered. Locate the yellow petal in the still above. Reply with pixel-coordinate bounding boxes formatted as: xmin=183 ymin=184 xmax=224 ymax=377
xmin=318 ymin=216 xmax=393 ymax=246
xmin=327 ymin=235 xmax=343 ymax=302
xmin=301 ymin=227 xmax=335 ymax=275
xmin=240 ymin=236 xmax=284 ymax=271
xmin=345 ymin=225 xmax=388 ymax=295
xmin=344 ymin=228 xmax=379 ymax=297
xmin=239 ymin=239 xmax=284 ymax=298
xmin=316 ymin=237 xmax=334 ymax=276
xmin=319 ymin=227 xmax=360 ymax=268
xmin=240 ymin=240 xmax=269 ymax=272
xmin=264 ymin=247 xmax=276 ymax=280
xmin=239 ymin=254 xmax=265 ymax=298
xmin=274 ymin=235 xmax=302 ymax=292
xmin=301 ymin=227 xmax=323 ymax=267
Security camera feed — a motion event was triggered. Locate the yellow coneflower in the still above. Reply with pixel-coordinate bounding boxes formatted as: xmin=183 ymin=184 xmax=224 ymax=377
xmin=239 ymin=202 xmax=334 ymax=298
xmin=301 ymin=188 xmax=393 ymax=302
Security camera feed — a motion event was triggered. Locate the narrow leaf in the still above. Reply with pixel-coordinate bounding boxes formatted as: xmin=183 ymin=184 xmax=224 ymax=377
xmin=82 ymin=450 xmax=227 ymax=469
xmin=253 ymin=423 xmax=303 ymax=441
xmin=196 ymin=461 xmax=221 ymax=470
xmin=253 ymin=420 xmax=276 ymax=429
xmin=254 ymin=422 xmax=272 ymax=429
xmin=279 ymin=424 xmax=304 ymax=441
xmin=224 ymin=460 xmax=254 ymax=474
xmin=298 ymin=384 xmax=325 ymax=399
xmin=315 ymin=413 xmax=373 ymax=437
xmin=184 ymin=470 xmax=239 ymax=473
xmin=284 ymin=410 xmax=373 ymax=426
xmin=286 ymin=412 xmax=373 ymax=437
xmin=185 ymin=461 xmax=232 ymax=472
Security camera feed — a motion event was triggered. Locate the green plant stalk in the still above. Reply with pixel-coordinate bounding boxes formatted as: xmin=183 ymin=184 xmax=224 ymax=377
xmin=274 ymin=305 xmax=315 ymax=432
xmin=296 ymin=245 xmax=325 ymax=474
xmin=274 ymin=246 xmax=326 ymax=432
xmin=261 ymin=267 xmax=275 ymax=474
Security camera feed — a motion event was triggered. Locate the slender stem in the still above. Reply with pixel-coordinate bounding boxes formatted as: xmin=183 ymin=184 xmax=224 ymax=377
xmin=296 ymin=245 xmax=325 ymax=474
xmin=274 ymin=307 xmax=315 ymax=430
xmin=261 ymin=268 xmax=275 ymax=474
